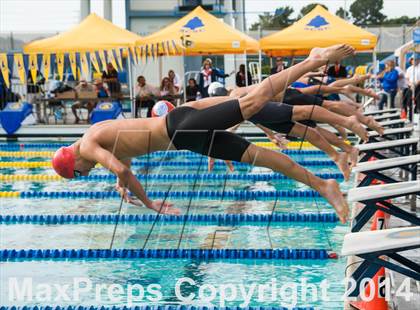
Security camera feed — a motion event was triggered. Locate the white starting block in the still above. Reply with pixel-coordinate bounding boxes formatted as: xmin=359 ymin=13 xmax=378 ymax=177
xmin=356 ymin=138 xmax=418 ymax=162
xmin=374 ymin=119 xmax=406 ymax=129
xmin=342 ymin=226 xmax=420 ymax=297
xmin=353 ymin=155 xmax=420 ymax=186
xmin=366 ymin=127 xmax=413 ymax=143
xmin=364 ymin=108 xmax=399 ymax=116
xmin=347 ymin=181 xmax=420 ymax=232
xmin=372 ymin=112 xmax=400 ymax=121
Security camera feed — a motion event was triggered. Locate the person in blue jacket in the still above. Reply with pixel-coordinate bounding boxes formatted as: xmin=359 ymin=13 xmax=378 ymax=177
xmin=377 ymin=60 xmax=399 ymax=109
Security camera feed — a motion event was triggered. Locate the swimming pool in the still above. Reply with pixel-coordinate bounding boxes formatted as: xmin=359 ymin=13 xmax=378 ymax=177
xmin=0 ymin=141 xmax=352 ymax=309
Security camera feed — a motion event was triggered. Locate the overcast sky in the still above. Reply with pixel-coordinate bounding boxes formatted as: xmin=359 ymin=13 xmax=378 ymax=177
xmin=1 ymin=0 xmax=419 ymax=32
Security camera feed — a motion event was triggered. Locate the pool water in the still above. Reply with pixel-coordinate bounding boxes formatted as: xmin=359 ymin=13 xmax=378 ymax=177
xmin=0 ymin=143 xmax=352 ymax=309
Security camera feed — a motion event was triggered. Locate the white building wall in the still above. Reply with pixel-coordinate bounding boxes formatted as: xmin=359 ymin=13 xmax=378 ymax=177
xmin=129 ymin=0 xmax=179 ymax=11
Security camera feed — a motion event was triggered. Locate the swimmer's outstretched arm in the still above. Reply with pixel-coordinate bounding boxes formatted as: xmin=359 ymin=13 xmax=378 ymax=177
xmin=85 ymin=144 xmax=180 ymax=215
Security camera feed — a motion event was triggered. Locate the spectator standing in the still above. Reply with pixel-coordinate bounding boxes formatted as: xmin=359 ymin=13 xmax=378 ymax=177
xmin=377 ymin=60 xmax=399 ymax=109
xmin=72 ymin=79 xmax=96 ymax=124
xmin=405 ymin=56 xmax=420 ymax=117
xmin=395 ymin=61 xmax=410 ymax=118
xmin=270 ymin=57 xmax=287 ymax=75
xmin=327 ymin=61 xmax=348 ymax=79
xmin=185 ymin=78 xmax=199 ymax=102
xmin=134 ymin=75 xmax=158 ymax=118
xmin=102 ymin=63 xmax=121 ymax=96
xmin=199 ymin=59 xmax=229 ymax=97
xmin=236 ymin=64 xmax=252 ymax=87
xmin=27 ymin=70 xmax=45 ymax=122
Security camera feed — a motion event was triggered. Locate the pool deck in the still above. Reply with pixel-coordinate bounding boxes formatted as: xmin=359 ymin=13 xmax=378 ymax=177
xmin=344 ymin=125 xmax=419 ymax=310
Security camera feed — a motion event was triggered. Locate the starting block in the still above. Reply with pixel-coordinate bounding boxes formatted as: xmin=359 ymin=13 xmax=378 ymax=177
xmin=353 ymin=155 xmax=420 ymax=187
xmin=0 ymin=102 xmax=36 ymax=135
xmin=364 ymin=108 xmax=398 ymax=116
xmin=366 ymin=127 xmax=413 ymax=143
xmin=347 ymin=181 xmax=420 ymax=232
xmin=342 ymin=226 xmax=420 ymax=297
xmin=372 ymin=112 xmax=400 ymax=121
xmin=356 ymin=138 xmax=418 ymax=162
xmin=376 ymin=119 xmax=406 ymax=128
xmin=91 ymin=101 xmax=123 ymax=124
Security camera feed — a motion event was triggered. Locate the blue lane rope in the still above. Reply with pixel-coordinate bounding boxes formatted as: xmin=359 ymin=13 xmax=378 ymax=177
xmin=0 ymin=248 xmax=330 ymax=261
xmin=0 ymin=213 xmax=338 ymax=224
xmin=127 ymin=159 xmax=334 ymax=167
xmin=0 ymin=306 xmax=315 ymax=310
xmin=75 ymin=172 xmax=343 ymax=182
xmin=16 ymin=189 xmax=321 ymax=199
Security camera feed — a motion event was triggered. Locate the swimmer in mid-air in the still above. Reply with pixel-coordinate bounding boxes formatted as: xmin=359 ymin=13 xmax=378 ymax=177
xmin=52 ymin=45 xmax=357 ymax=223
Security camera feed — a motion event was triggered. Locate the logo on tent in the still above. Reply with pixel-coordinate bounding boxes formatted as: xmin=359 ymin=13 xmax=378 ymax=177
xmin=182 ymin=16 xmax=205 ymax=32
xmin=305 ymin=15 xmax=330 ymax=31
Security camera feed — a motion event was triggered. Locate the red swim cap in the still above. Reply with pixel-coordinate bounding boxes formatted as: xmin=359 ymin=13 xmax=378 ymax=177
xmin=151 ymin=100 xmax=175 ymax=117
xmin=52 ymin=146 xmax=76 ymax=179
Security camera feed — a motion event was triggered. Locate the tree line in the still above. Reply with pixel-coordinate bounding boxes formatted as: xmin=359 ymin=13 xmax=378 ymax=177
xmin=250 ymin=0 xmax=419 ymax=30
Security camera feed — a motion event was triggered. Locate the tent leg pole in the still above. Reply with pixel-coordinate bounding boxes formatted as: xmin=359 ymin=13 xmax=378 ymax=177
xmin=244 ymin=50 xmax=248 ymax=87
xmin=258 ymin=49 xmax=262 ymax=83
xmin=127 ymin=51 xmax=134 ymax=118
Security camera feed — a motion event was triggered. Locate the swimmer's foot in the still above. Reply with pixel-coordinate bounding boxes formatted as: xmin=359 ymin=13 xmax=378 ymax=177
xmin=318 ymin=179 xmax=349 ymax=224
xmin=335 ymin=125 xmax=348 ymax=140
xmin=366 ymin=88 xmax=380 ymax=100
xmin=366 ymin=116 xmax=385 ymax=135
xmin=309 ymin=44 xmax=355 ymax=64
xmin=334 ymin=152 xmax=351 ymax=181
xmin=348 ymin=147 xmax=360 ymax=168
xmin=347 ymin=115 xmax=368 ymax=141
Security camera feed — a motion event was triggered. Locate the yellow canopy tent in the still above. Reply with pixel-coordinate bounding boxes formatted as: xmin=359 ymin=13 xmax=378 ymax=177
xmin=137 ymin=6 xmax=259 ymax=56
xmin=260 ymin=5 xmax=377 ymax=56
xmin=24 ymin=13 xmax=143 ymax=116
xmin=24 ymin=13 xmax=142 ymax=53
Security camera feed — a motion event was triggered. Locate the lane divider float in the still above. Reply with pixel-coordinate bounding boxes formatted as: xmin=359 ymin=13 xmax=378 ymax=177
xmin=0 ymin=248 xmax=330 ymax=261
xmin=0 ymin=189 xmax=321 ymax=199
xmin=0 ymin=172 xmax=343 ymax=182
xmin=0 ymin=213 xmax=338 ymax=224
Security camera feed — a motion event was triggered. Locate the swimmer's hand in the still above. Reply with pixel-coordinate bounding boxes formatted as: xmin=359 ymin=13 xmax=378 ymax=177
xmin=148 ymin=200 xmax=181 ymax=215
xmin=115 ymin=183 xmax=132 ymax=203
xmin=269 ymin=134 xmax=289 ymax=149
xmin=208 ymin=157 xmax=234 ymax=172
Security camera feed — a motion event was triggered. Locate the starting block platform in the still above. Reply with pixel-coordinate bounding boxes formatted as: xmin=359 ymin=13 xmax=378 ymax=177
xmin=342 ymin=226 xmax=420 ymax=297
xmin=372 ymin=112 xmax=401 ymax=121
xmin=347 ymin=181 xmax=420 ymax=232
xmin=356 ymin=138 xmax=418 ymax=162
xmin=364 ymin=108 xmax=399 ymax=116
xmin=376 ymin=119 xmax=406 ymax=128
xmin=353 ymin=155 xmax=420 ymax=186
xmin=366 ymin=127 xmax=413 ymax=143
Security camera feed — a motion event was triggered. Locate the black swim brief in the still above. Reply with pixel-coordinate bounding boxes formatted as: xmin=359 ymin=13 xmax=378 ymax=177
xmin=165 ymin=99 xmax=250 ymax=162
xmin=249 ymin=102 xmax=295 ymax=134
xmin=284 ymin=88 xmax=323 ymax=107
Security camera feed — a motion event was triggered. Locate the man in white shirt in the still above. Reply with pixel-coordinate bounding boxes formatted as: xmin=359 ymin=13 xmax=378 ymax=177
xmin=134 ymin=75 xmax=159 ymax=118
xmin=405 ymin=56 xmax=420 ymax=118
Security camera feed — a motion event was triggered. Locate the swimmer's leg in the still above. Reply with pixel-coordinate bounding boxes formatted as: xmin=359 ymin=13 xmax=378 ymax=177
xmin=240 ymin=144 xmax=349 ymax=223
xmin=322 ymin=100 xmax=384 ymax=135
xmin=238 ymin=45 xmax=355 ymax=119
xmin=289 ymin=123 xmax=350 ymax=180
xmin=290 ymin=105 xmax=368 ymax=141
xmin=316 ymin=126 xmax=359 ymax=168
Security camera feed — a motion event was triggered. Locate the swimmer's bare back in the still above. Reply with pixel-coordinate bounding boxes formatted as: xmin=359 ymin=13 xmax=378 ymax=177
xmin=79 ymin=117 xmax=174 ymax=161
